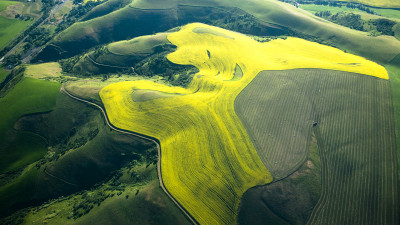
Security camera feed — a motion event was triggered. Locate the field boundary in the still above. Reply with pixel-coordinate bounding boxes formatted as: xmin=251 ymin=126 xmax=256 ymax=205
xmin=61 ymin=85 xmax=198 ymax=225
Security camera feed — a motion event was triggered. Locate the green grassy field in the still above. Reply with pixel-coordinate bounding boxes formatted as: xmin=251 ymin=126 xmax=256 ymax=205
xmin=0 ymin=77 xmax=60 ymax=174
xmin=337 ymin=0 xmax=400 ymax=8
xmin=300 ymin=4 xmax=367 ymax=15
xmin=0 ymin=15 xmax=32 ymax=50
xmin=0 ymin=131 xmax=47 ymax=174
xmin=0 ymin=66 xmax=9 ymax=83
xmin=0 ymin=164 xmax=39 ymax=216
xmin=22 ymin=0 xmax=42 ymax=18
xmin=0 ymin=0 xmax=32 ymax=49
xmin=0 ymin=0 xmax=19 ymax=12
xmin=108 ymin=33 xmax=169 ymax=55
xmin=0 ymin=77 xmax=60 ymax=138
xmin=130 ymin=0 xmax=177 ymax=9
xmin=374 ymin=8 xmax=400 ymax=20
xmin=300 ymin=4 xmax=400 ymax=20
xmin=25 ymin=62 xmax=63 ymax=79
xmin=396 ymin=24 xmax=400 ymax=39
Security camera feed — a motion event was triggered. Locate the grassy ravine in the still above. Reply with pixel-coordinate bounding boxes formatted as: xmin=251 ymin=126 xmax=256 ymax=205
xmin=0 ymin=77 xmax=60 ymax=174
xmin=238 ymin=133 xmax=321 ymax=225
xmin=0 ymin=77 xmax=60 ymax=137
xmin=100 ymin=23 xmax=386 ymax=225
xmin=237 ymin=69 xmax=397 ymax=225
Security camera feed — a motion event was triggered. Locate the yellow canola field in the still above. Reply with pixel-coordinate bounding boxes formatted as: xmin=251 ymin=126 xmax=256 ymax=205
xmin=100 ymin=23 xmax=387 ymax=225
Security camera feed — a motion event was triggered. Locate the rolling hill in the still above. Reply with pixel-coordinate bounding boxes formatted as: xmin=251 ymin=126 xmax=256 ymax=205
xmin=0 ymin=0 xmax=399 ymax=224
xmin=100 ymin=23 xmax=392 ymax=225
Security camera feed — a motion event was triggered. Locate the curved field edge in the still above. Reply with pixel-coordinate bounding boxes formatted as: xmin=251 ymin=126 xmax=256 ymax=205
xmin=99 ymin=23 xmax=388 ymax=225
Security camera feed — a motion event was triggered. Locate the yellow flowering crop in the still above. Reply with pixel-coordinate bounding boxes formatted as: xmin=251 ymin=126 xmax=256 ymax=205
xmin=100 ymin=23 xmax=387 ymax=225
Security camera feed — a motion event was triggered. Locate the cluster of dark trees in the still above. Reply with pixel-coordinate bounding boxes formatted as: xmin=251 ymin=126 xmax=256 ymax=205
xmin=344 ymin=2 xmax=375 ymax=14
xmin=134 ymin=48 xmax=199 ymax=87
xmin=72 ymin=191 xmax=111 ymax=219
xmin=314 ymin=11 xmax=396 ymax=35
xmin=315 ymin=12 xmax=364 ymax=31
xmin=372 ymin=19 xmax=396 ymax=35
xmin=24 ymin=27 xmax=52 ymax=49
xmin=14 ymin=14 xmax=32 ymax=21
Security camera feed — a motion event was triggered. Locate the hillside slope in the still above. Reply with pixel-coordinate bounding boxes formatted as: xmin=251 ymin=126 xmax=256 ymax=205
xmin=36 ymin=0 xmax=400 ymax=65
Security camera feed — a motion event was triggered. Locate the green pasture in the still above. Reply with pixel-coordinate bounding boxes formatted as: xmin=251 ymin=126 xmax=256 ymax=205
xmin=0 ymin=66 xmax=9 ymax=83
xmin=0 ymin=77 xmax=60 ymax=173
xmin=108 ymin=33 xmax=169 ymax=55
xmin=0 ymin=0 xmax=19 ymax=12
xmin=0 ymin=16 xmax=32 ymax=50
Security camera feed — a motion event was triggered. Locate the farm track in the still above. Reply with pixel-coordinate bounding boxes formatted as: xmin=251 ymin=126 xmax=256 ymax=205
xmin=86 ymin=55 xmax=131 ymax=69
xmin=236 ymin=69 xmax=398 ymax=225
xmin=43 ymin=167 xmax=78 ymax=187
xmin=60 ymin=85 xmax=198 ymax=225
